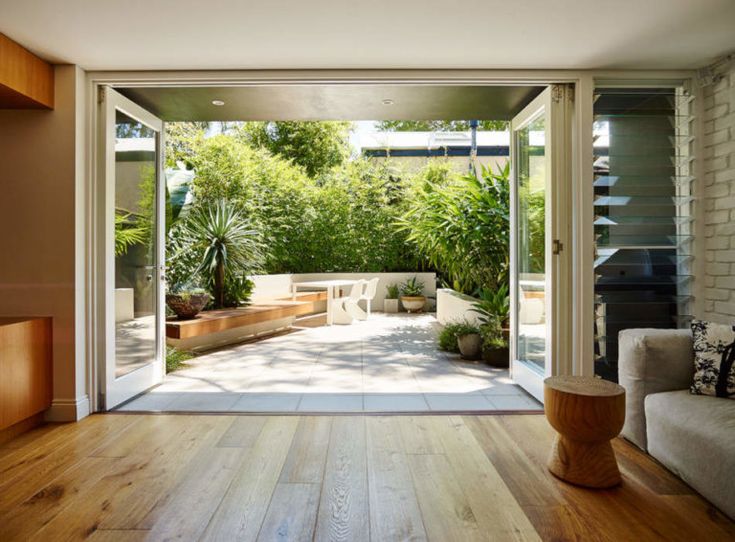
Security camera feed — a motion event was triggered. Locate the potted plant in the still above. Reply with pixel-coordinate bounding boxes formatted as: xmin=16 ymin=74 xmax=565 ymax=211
xmin=479 ymin=315 xmax=509 ymax=368
xmin=166 ymin=285 xmax=211 ymax=320
xmin=384 ymin=283 xmax=400 ymax=313
xmin=472 ymin=285 xmax=510 ymax=341
xmin=400 ymin=276 xmax=426 ymax=313
xmin=454 ymin=320 xmax=482 ymax=360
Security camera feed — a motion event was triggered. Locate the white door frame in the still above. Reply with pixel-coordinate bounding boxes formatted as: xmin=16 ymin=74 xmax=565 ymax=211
xmin=97 ymin=87 xmax=166 ymax=409
xmin=509 ymin=85 xmax=574 ymax=402
xmin=82 ymin=69 xmax=692 ymax=413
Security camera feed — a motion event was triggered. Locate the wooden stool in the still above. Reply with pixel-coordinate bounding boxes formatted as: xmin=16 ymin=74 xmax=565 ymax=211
xmin=544 ymin=376 xmax=626 ymax=488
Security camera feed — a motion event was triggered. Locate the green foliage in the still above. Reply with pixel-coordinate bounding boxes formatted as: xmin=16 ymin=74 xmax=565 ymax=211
xmin=165 ymin=122 xmax=209 ymax=169
xmin=521 ymin=187 xmax=546 ymax=273
xmin=376 ymin=120 xmax=508 ymax=132
xmin=385 ymin=283 xmax=400 ymax=299
xmin=114 ymin=212 xmax=148 ymax=257
xmin=187 ymin=135 xmax=420 ymax=274
xmin=479 ymin=317 xmax=506 ymax=350
xmin=239 ymin=121 xmax=351 ymax=177
xmin=398 ymin=162 xmax=510 ymax=295
xmin=166 ymin=346 xmax=196 ymax=373
xmin=221 ymin=274 xmax=255 ymax=308
xmin=168 ymin=199 xmax=261 ymax=308
xmin=401 ymin=276 xmax=425 ymax=297
xmin=471 ymin=284 xmax=510 ymax=325
xmin=438 ymin=320 xmax=479 ymax=352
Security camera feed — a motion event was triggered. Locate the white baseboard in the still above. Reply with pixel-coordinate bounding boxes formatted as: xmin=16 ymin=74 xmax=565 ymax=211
xmin=45 ymin=395 xmax=90 ymax=422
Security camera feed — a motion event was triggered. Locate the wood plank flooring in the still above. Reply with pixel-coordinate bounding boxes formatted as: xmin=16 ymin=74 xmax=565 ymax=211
xmin=0 ymin=413 xmax=733 ymax=541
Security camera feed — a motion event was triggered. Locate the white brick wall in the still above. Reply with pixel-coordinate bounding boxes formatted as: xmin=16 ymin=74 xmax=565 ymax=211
xmin=702 ymin=62 xmax=735 ymax=323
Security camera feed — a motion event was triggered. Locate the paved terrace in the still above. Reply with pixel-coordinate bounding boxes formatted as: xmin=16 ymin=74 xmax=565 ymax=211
xmin=118 ymin=313 xmax=542 ymax=413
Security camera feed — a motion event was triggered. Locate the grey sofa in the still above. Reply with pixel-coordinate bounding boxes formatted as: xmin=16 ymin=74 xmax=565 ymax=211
xmin=618 ymin=328 xmax=735 ymax=520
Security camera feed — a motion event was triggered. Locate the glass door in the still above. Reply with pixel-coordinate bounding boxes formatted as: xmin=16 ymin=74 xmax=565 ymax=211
xmin=510 ymin=85 xmax=573 ymax=402
xmin=99 ymin=87 xmax=165 ymax=409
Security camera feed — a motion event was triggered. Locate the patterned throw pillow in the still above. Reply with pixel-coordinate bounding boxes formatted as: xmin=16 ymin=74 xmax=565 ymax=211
xmin=691 ymin=320 xmax=735 ymax=399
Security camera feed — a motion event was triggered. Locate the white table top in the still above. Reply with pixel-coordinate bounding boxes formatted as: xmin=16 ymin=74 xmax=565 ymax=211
xmin=292 ymin=279 xmax=358 ymax=288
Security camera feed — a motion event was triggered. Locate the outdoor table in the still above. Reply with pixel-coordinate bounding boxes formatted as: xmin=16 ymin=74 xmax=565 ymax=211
xmin=291 ymin=279 xmax=358 ymax=325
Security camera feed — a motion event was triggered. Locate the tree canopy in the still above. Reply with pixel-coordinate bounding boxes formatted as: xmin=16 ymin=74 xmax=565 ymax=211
xmin=238 ymin=121 xmax=352 ymax=177
xmin=376 ymin=120 xmax=508 ymax=132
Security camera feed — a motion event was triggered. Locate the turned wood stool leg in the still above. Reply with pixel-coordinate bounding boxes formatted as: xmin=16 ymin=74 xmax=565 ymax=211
xmin=548 ymin=433 xmax=622 ymax=489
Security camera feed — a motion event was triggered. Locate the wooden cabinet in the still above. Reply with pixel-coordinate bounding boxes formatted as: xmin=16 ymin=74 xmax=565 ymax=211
xmin=0 ymin=317 xmax=52 ymax=431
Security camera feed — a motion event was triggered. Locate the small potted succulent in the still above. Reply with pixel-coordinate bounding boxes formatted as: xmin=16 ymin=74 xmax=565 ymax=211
xmin=455 ymin=320 xmax=482 ymax=360
xmin=166 ymin=283 xmax=211 ymax=320
xmin=400 ymin=276 xmax=426 ymax=313
xmin=384 ymin=283 xmax=400 ymax=313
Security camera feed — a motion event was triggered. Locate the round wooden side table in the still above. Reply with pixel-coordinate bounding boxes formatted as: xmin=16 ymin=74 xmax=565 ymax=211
xmin=544 ymin=376 xmax=626 ymax=488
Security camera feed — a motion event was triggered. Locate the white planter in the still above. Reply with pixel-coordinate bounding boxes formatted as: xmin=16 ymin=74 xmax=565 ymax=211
xmin=384 ymin=299 xmax=399 ymax=313
xmin=401 ymin=296 xmax=426 ymax=313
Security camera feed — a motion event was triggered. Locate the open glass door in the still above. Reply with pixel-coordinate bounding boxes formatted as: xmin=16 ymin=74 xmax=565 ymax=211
xmin=510 ymin=85 xmax=573 ymax=403
xmin=99 ymin=87 xmax=165 ymax=409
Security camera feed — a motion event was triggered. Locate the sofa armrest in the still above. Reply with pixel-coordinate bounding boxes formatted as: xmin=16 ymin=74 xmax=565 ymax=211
xmin=617 ymin=328 xmax=694 ymax=450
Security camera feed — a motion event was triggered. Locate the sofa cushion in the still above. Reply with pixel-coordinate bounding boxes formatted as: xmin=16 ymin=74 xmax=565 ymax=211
xmin=645 ymin=390 xmax=735 ymax=520
xmin=618 ymin=328 xmax=694 ymax=450
xmin=691 ymin=320 xmax=735 ymax=399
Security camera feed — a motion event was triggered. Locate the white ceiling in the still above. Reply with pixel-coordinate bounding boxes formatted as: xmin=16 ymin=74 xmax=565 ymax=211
xmin=1 ymin=0 xmax=733 ymax=71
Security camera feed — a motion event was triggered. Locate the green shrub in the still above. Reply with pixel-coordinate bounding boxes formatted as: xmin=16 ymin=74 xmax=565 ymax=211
xmin=401 ymin=276 xmax=425 ymax=297
xmin=385 ymin=283 xmax=400 ymax=299
xmin=398 ymin=162 xmax=510 ymax=295
xmin=438 ymin=320 xmax=479 ymax=352
xmin=166 ymin=346 xmax=196 ymax=373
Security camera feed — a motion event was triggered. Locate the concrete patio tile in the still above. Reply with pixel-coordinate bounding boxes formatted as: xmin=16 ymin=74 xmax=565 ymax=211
xmin=165 ymin=392 xmax=241 ymax=411
xmin=231 ymin=393 xmax=301 ymax=412
xmin=478 ymin=382 xmax=526 ymax=396
xmin=487 ymin=394 xmax=543 ymax=411
xmin=298 ymin=393 xmax=363 ymax=412
xmin=116 ymin=391 xmax=181 ymax=411
xmin=364 ymin=394 xmax=429 ymax=412
xmin=424 ymin=393 xmax=497 ymax=411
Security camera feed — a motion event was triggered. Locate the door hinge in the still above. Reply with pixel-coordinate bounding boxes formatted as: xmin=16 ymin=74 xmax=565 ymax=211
xmin=552 ymin=239 xmax=564 ymax=255
xmin=97 ymin=86 xmax=106 ymax=105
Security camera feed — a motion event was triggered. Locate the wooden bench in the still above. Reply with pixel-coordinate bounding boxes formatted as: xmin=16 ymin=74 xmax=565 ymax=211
xmin=166 ymin=291 xmax=328 ymax=350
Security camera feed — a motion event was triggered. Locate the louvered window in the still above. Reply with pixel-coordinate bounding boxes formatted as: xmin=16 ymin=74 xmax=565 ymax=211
xmin=593 ymin=87 xmax=694 ymax=381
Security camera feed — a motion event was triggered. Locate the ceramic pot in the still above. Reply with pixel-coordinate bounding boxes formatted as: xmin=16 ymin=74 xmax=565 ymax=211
xmin=458 ymin=333 xmax=482 ymax=360
xmin=484 ymin=346 xmax=510 ymax=368
xmin=384 ymin=298 xmax=399 ymax=313
xmin=400 ymin=296 xmax=426 ymax=313
xmin=166 ymin=293 xmax=211 ymax=320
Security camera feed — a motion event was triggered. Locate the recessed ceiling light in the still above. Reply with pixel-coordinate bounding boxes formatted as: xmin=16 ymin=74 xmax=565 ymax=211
xmin=382 ymin=99 xmax=394 ymax=106
xmin=211 ymin=99 xmax=225 ymax=106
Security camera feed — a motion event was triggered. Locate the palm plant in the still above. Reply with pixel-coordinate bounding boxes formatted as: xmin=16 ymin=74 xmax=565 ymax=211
xmin=172 ymin=200 xmax=262 ymax=308
xmin=115 ymin=211 xmax=148 ymax=257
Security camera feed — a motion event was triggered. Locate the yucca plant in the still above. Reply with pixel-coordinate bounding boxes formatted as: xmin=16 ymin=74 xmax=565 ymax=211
xmin=173 ymin=200 xmax=262 ymax=308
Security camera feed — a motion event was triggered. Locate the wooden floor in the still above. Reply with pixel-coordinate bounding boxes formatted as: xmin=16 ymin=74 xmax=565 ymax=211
xmin=0 ymin=414 xmax=733 ymax=541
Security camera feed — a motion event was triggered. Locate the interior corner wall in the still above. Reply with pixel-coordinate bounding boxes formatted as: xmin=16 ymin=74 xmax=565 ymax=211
xmin=0 ymin=64 xmax=88 ymax=421
xmin=701 ymin=62 xmax=735 ymax=324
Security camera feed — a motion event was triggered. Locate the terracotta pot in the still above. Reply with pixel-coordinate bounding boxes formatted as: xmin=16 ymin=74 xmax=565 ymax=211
xmin=166 ymin=293 xmax=211 ymax=320
xmin=384 ymin=298 xmax=400 ymax=313
xmin=484 ymin=346 xmax=510 ymax=368
xmin=458 ymin=333 xmax=482 ymax=360
xmin=400 ymin=296 xmax=426 ymax=313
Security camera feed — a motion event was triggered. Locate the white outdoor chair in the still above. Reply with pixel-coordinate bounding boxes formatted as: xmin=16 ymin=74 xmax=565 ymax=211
xmin=332 ymin=280 xmax=366 ymax=324
xmin=358 ymin=277 xmax=380 ymax=318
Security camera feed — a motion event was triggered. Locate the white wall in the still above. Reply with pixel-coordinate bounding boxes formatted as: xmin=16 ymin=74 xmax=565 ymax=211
xmin=250 ymin=272 xmax=437 ymax=311
xmin=436 ymin=288 xmax=480 ymax=326
xmin=0 ymin=65 xmax=88 ymax=421
xmin=701 ymin=61 xmax=735 ymax=323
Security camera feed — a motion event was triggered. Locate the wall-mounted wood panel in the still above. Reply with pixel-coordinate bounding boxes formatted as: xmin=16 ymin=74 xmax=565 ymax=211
xmin=0 ymin=33 xmax=54 ymax=109
xmin=0 ymin=317 xmax=53 ymax=431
